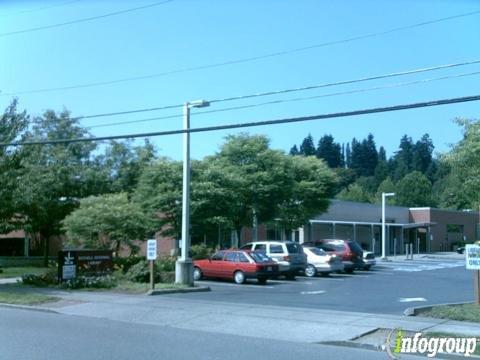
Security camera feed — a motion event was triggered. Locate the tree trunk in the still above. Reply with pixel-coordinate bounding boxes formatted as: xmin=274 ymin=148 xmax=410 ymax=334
xmin=43 ymin=235 xmax=50 ymax=267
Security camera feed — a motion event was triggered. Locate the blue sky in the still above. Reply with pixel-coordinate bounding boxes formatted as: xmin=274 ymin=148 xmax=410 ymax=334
xmin=1 ymin=0 xmax=479 ymax=160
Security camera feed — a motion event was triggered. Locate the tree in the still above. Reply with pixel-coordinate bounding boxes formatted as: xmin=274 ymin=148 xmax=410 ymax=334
xmin=440 ymin=118 xmax=480 ymax=209
xmin=373 ymin=177 xmax=396 ymax=204
xmin=275 ymin=156 xmax=337 ymax=233
xmin=133 ymin=158 xmax=183 ymax=240
xmin=395 ymin=171 xmax=433 ymax=207
xmin=99 ymin=139 xmax=156 ymax=193
xmin=289 ymin=145 xmax=300 ymax=156
xmin=0 ymin=99 xmax=29 ymax=233
xmin=63 ymin=193 xmax=154 ymax=255
xmin=392 ymin=135 xmax=414 ymax=181
xmin=13 ymin=109 xmax=99 ymax=265
xmin=336 ymin=183 xmax=372 ymax=203
xmin=299 ymin=134 xmax=316 ymax=156
xmin=316 ymin=134 xmax=342 ymax=168
xmin=374 ymin=146 xmax=389 ymax=186
xmin=412 ymin=134 xmax=434 ymax=174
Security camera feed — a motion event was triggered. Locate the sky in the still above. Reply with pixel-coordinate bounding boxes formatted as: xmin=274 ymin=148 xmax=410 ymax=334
xmin=0 ymin=0 xmax=479 ymax=160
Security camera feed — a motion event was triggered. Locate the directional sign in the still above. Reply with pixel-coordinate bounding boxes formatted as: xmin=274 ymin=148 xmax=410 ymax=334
xmin=147 ymin=239 xmax=157 ymax=260
xmin=466 ymin=245 xmax=480 ymax=270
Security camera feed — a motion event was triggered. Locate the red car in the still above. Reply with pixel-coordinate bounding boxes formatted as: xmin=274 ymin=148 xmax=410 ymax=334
xmin=193 ymin=250 xmax=279 ymax=285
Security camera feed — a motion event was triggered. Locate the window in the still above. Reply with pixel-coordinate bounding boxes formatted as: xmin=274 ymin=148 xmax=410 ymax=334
xmin=238 ymin=253 xmax=250 ymax=263
xmin=250 ymin=252 xmax=271 ymax=263
xmin=211 ymin=251 xmax=225 ymax=261
xmin=269 ymin=244 xmax=284 ymax=254
xmin=286 ymin=243 xmax=302 ymax=253
xmin=225 ymin=252 xmax=239 ymax=262
xmin=253 ymin=244 xmax=267 ymax=253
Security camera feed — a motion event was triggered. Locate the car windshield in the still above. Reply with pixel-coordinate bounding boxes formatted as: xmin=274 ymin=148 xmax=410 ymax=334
xmin=347 ymin=241 xmax=363 ymax=254
xmin=250 ymin=252 xmax=272 ymax=263
xmin=286 ymin=243 xmax=302 ymax=253
xmin=322 ymin=242 xmax=346 ymax=252
xmin=308 ymin=247 xmax=327 ymax=256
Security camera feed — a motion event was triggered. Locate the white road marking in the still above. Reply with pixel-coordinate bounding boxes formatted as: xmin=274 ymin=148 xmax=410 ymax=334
xmin=399 ymin=297 xmax=427 ymax=302
xmin=300 ymin=290 xmax=326 ymax=295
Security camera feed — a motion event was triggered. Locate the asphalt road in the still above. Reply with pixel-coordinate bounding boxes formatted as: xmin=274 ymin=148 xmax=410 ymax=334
xmin=171 ymin=258 xmax=472 ymax=314
xmin=0 ymin=307 xmax=423 ymax=360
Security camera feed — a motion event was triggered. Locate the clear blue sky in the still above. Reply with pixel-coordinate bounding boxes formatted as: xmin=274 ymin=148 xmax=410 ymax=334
xmin=1 ymin=0 xmax=479 ymax=160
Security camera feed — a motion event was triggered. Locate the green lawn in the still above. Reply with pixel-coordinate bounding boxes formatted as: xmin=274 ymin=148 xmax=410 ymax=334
xmin=0 ymin=266 xmax=50 ymax=279
xmin=421 ymin=303 xmax=480 ymax=322
xmin=0 ymin=291 xmax=59 ymax=305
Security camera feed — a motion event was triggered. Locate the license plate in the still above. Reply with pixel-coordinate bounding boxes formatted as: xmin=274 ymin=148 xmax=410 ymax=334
xmin=267 ymin=266 xmax=272 ymax=271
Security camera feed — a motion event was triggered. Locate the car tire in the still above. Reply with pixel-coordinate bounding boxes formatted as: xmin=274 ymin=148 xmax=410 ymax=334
xmin=257 ymin=276 xmax=267 ymax=285
xmin=193 ymin=267 xmax=202 ymax=281
xmin=305 ymin=264 xmax=317 ymax=277
xmin=285 ymin=273 xmax=296 ymax=280
xmin=234 ymin=270 xmax=246 ymax=284
xmin=364 ymin=265 xmax=371 ymax=271
xmin=344 ymin=268 xmax=354 ymax=274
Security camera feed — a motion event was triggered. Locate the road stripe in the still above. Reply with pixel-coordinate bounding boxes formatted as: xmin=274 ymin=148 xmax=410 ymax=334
xmin=300 ymin=290 xmax=326 ymax=295
xmin=195 ymin=281 xmax=274 ymax=289
xmin=399 ymin=297 xmax=427 ymax=302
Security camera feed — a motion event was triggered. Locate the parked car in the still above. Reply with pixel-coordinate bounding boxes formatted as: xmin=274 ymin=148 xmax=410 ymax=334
xmin=240 ymin=241 xmax=307 ymax=280
xmin=303 ymin=239 xmax=364 ymax=273
xmin=362 ymin=251 xmax=376 ymax=270
xmin=193 ymin=249 xmax=279 ymax=285
xmin=302 ymin=246 xmax=344 ymax=277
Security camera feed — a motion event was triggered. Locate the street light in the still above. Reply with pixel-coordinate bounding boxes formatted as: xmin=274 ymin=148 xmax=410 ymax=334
xmin=175 ymin=99 xmax=210 ymax=286
xmin=381 ymin=192 xmax=395 ymax=261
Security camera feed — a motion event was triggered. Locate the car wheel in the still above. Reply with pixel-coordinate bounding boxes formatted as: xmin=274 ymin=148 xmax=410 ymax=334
xmin=193 ymin=267 xmax=202 ymax=281
xmin=344 ymin=268 xmax=354 ymax=274
xmin=305 ymin=264 xmax=317 ymax=277
xmin=285 ymin=273 xmax=296 ymax=280
xmin=257 ymin=276 xmax=267 ymax=285
xmin=234 ymin=270 xmax=246 ymax=284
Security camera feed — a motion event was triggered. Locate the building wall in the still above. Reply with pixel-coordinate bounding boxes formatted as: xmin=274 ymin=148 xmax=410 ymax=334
xmin=410 ymin=208 xmax=478 ymax=251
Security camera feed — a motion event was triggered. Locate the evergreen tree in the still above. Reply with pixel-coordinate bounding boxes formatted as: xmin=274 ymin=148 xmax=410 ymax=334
xmin=289 ymin=145 xmax=300 ymax=156
xmin=299 ymin=134 xmax=316 ymax=156
xmin=316 ymin=134 xmax=342 ymax=168
xmin=345 ymin=143 xmax=352 ymax=168
xmin=412 ymin=134 xmax=434 ymax=173
xmin=392 ymin=135 xmax=414 ymax=181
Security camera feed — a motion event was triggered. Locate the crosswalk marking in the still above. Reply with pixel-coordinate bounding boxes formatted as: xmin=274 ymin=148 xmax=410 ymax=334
xmin=375 ymin=259 xmax=464 ymax=272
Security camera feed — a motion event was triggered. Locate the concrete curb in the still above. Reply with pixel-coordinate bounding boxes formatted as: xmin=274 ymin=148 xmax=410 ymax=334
xmin=0 ymin=302 xmax=59 ymax=314
xmin=404 ymin=301 xmax=474 ymax=316
xmin=146 ymin=286 xmax=210 ymax=296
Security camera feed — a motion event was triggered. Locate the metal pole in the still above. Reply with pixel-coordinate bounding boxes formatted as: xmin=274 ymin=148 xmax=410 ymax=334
xmin=475 ymin=270 xmax=480 ymax=305
xmin=382 ymin=193 xmax=386 ymax=259
xmin=150 ymin=260 xmax=155 ymax=291
xmin=394 ymin=237 xmax=397 ymax=258
xmin=410 ymin=243 xmax=414 ymax=260
xmin=405 ymin=244 xmax=409 ymax=260
xmin=176 ymin=103 xmax=193 ymax=285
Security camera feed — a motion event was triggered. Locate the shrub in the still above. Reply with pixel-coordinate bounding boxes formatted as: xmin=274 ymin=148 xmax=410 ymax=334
xmin=113 ymin=256 xmax=145 ymax=274
xmin=22 ymin=269 xmax=58 ymax=287
xmin=157 ymin=256 xmax=176 ymax=272
xmin=160 ymin=271 xmax=175 ymax=283
xmin=191 ymin=244 xmax=214 ymax=260
xmin=61 ymin=275 xmax=117 ymax=289
xmin=125 ymin=260 xmax=160 ymax=283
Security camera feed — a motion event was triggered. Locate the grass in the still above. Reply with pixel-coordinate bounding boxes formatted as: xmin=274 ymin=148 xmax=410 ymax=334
xmin=421 ymin=303 xmax=480 ymax=323
xmin=0 ymin=266 xmax=49 ymax=279
xmin=113 ymin=280 xmax=188 ymax=294
xmin=0 ymin=291 xmax=59 ymax=305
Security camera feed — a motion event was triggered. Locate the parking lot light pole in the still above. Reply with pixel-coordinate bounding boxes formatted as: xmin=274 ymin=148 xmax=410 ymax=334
xmin=381 ymin=192 xmax=395 ymax=261
xmin=175 ymin=99 xmax=210 ymax=286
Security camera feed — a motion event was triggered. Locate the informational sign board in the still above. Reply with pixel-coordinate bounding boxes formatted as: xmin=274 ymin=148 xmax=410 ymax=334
xmin=466 ymin=245 xmax=480 ymax=270
xmin=147 ymin=239 xmax=157 ymax=260
xmin=58 ymin=250 xmax=113 ymax=281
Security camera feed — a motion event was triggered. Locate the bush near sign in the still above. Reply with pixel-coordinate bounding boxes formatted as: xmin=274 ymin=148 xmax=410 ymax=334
xmin=58 ymin=250 xmax=113 ymax=281
xmin=466 ymin=245 xmax=480 ymax=270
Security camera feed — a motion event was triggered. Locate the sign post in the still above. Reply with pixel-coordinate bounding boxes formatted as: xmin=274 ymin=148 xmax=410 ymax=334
xmin=147 ymin=239 xmax=158 ymax=291
xmin=465 ymin=244 xmax=480 ymax=305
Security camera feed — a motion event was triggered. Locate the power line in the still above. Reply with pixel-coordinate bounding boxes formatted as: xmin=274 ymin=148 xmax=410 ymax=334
xmin=5 ymin=95 xmax=480 ymax=147
xmin=0 ymin=0 xmax=81 ymax=18
xmin=68 ymin=59 xmax=480 ymax=122
xmin=0 ymin=0 xmax=173 ymax=38
xmin=2 ymin=9 xmax=478 ymax=96
xmin=84 ymin=70 xmax=480 ymax=129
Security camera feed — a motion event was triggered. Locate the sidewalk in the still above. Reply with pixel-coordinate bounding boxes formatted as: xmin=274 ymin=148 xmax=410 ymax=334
xmin=15 ymin=289 xmax=479 ymax=344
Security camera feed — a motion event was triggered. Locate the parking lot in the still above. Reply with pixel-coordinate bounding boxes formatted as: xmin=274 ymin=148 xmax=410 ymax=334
xmin=168 ymin=256 xmax=472 ymax=315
